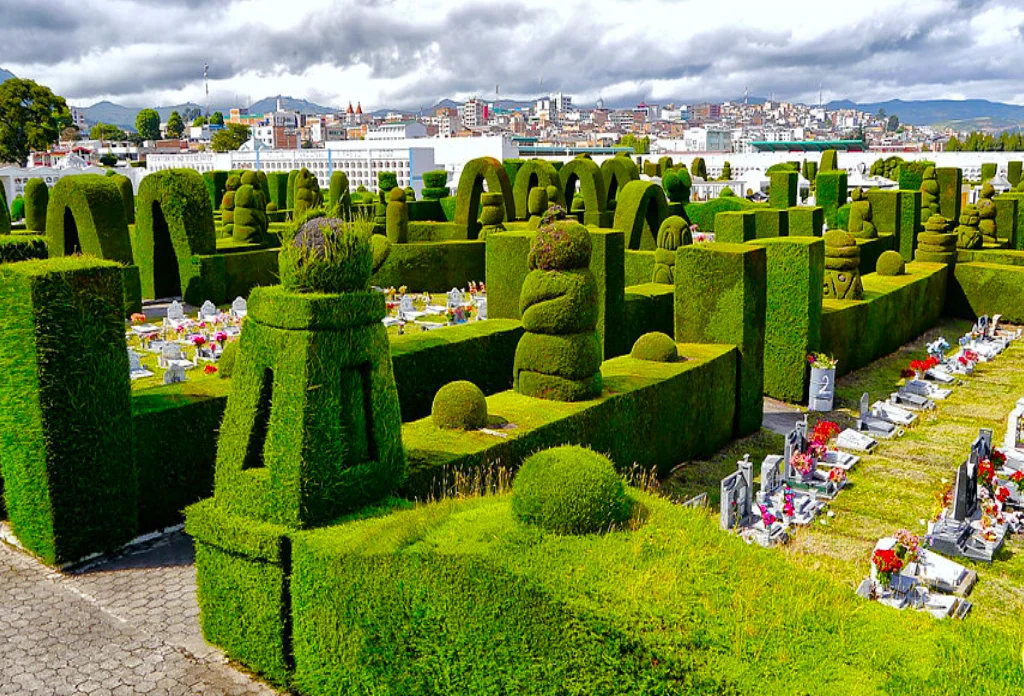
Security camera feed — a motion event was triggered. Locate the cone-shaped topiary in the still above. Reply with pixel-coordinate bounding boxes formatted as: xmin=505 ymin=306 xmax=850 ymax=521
xmin=847 ymin=188 xmax=877 ymax=239
xmin=720 ymin=161 xmax=732 ymax=181
xmin=630 ymin=332 xmax=679 ymax=362
xmin=875 ymin=250 xmax=905 ymax=276
xmin=431 ymin=380 xmax=488 ymax=430
xmin=279 ymin=216 xmax=372 ymax=293
xmin=652 ymin=215 xmax=691 ymax=284
xmin=976 ymin=183 xmax=997 ymax=243
xmin=514 ymin=220 xmax=602 ymax=401
xmin=511 ymin=446 xmax=631 ymax=535
xmin=24 ymin=178 xmax=48 ymax=232
xmin=385 ymin=187 xmax=408 ymax=243
xmin=955 ymin=203 xmax=983 ymax=249
xmin=293 ymin=168 xmax=323 ymax=220
xmin=823 ymin=229 xmax=863 ymax=300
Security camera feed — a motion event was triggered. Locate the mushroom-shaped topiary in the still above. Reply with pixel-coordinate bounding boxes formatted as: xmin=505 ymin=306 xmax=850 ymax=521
xmin=630 ymin=332 xmax=679 ymax=362
xmin=278 ymin=216 xmax=372 ymax=293
xmin=823 ymin=229 xmax=863 ymax=300
xmin=652 ymin=215 xmax=691 ymax=284
xmin=875 ymin=250 xmax=905 ymax=276
xmin=511 ymin=446 xmax=631 ymax=535
xmin=431 ymin=380 xmax=488 ymax=430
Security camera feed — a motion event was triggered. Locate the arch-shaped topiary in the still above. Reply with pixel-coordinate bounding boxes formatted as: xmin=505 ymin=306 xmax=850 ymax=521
xmin=134 ymin=169 xmax=217 ymax=303
xmin=558 ymin=158 xmax=609 ymax=227
xmin=111 ymin=174 xmax=135 ymax=225
xmin=46 ymin=174 xmax=132 ymax=263
xmin=612 ymin=180 xmax=670 ymax=250
xmin=454 ymin=156 xmax=516 ymax=239
xmin=600 ymin=156 xmax=640 ymax=209
xmin=512 ymin=159 xmax=563 ymax=220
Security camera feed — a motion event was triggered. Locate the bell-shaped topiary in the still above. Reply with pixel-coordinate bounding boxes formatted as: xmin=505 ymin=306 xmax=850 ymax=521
xmin=431 ymin=380 xmax=488 ymax=430
xmin=278 ymin=216 xmax=372 ymax=293
xmin=514 ymin=220 xmax=602 ymax=401
xmin=630 ymin=332 xmax=679 ymax=362
xmin=720 ymin=186 xmax=735 ymax=198
xmin=511 ymin=446 xmax=631 ymax=535
xmin=847 ymin=188 xmax=877 ymax=239
xmin=875 ymin=250 xmax=905 ymax=276
xmin=823 ymin=229 xmax=863 ymax=300
xmin=652 ymin=215 xmax=691 ymax=284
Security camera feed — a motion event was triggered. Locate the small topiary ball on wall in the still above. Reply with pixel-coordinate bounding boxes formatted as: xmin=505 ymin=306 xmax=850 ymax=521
xmin=279 ymin=216 xmax=372 ymax=293
xmin=431 ymin=380 xmax=488 ymax=430
xmin=630 ymin=332 xmax=679 ymax=362
xmin=875 ymin=250 xmax=905 ymax=277
xmin=511 ymin=446 xmax=631 ymax=535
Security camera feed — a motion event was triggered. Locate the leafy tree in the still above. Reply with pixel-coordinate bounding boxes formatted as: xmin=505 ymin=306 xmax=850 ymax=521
xmin=99 ymin=153 xmax=117 ymax=167
xmin=192 ymin=115 xmax=207 ymax=127
xmin=945 ymin=136 xmax=961 ymax=152
xmin=90 ymin=122 xmax=126 ymax=141
xmin=635 ymin=136 xmax=650 ymax=155
xmin=0 ymin=78 xmax=72 ymax=165
xmin=166 ymin=110 xmax=184 ymax=138
xmin=886 ymin=115 xmax=899 ymax=132
xmin=61 ymin=125 xmax=80 ymax=142
xmin=135 ymin=108 xmax=160 ymax=141
xmin=183 ymin=106 xmax=201 ymax=122
xmin=211 ymin=123 xmax=250 ymax=152
xmin=210 ymin=111 xmax=224 ymax=126
xmin=619 ymin=133 xmax=636 ymax=150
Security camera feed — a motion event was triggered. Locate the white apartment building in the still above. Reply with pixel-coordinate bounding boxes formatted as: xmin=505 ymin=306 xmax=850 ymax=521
xmin=661 ymin=127 xmax=732 ymax=153
xmin=366 ymin=122 xmax=428 ymax=140
xmin=459 ymin=99 xmax=487 ymax=129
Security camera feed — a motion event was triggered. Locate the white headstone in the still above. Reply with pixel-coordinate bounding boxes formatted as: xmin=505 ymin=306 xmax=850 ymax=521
xmin=400 ymin=296 xmax=414 ymax=314
xmin=447 ymin=288 xmax=463 ymax=308
xmin=231 ymin=296 xmax=248 ymax=317
xmin=200 ymin=300 xmax=218 ymax=320
xmin=476 ymin=297 xmax=487 ymax=320
xmin=164 ymin=364 xmax=186 ymax=385
xmin=162 ymin=343 xmax=183 ymax=361
xmin=127 ymin=348 xmax=142 ymax=372
xmin=166 ymin=301 xmax=185 ymax=323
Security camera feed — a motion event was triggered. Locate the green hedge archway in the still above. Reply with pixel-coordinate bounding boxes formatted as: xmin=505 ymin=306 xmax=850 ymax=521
xmin=600 ymin=157 xmax=640 ymax=210
xmin=46 ymin=175 xmax=133 ymax=263
xmin=613 ymin=180 xmax=670 ymax=250
xmin=454 ymin=157 xmax=515 ymax=239
xmin=559 ymin=159 xmax=610 ymax=227
xmin=512 ymin=159 xmax=564 ymax=219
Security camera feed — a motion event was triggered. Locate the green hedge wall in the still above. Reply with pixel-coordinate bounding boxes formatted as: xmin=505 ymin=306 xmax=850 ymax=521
xmin=1009 ymin=161 xmax=1023 ymax=187
xmin=819 ymin=261 xmax=948 ymax=377
xmin=749 ymin=237 xmax=824 ymax=403
xmin=455 ymin=158 xmax=515 ymax=239
xmin=370 ymin=240 xmax=485 ymax=292
xmin=981 ymin=163 xmax=997 ymax=182
xmin=996 ymin=193 xmax=1024 ymax=250
xmin=511 ymin=160 xmax=562 ymax=220
xmin=390 ymin=319 xmax=523 ymax=422
xmin=815 ymin=171 xmax=848 ymax=229
xmin=203 ymin=171 xmax=229 ymax=211
xmin=936 ymin=167 xmax=963 ymax=222
xmin=0 ymin=235 xmax=48 ymax=263
xmin=402 ymin=345 xmax=737 ymax=495
xmin=267 ymin=172 xmax=290 ymax=210
xmin=753 ymin=209 xmax=788 ymax=238
xmin=622 ymin=283 xmax=674 ymax=349
xmin=995 ymin=196 xmax=1019 ymax=248
xmin=715 ymin=211 xmax=757 ymax=243
xmin=0 ymin=258 xmax=136 ymax=565
xmin=503 ymin=158 xmax=525 ymax=189
xmin=948 ymin=262 xmax=1024 ymax=323
xmin=559 ymin=159 xmax=611 ymax=228
xmin=134 ymin=169 xmax=218 ymax=305
xmin=685 ymin=196 xmax=760 ymax=233
xmin=112 ymin=174 xmax=135 ymax=225
xmin=624 ymin=249 xmax=656 ymax=287
xmin=674 ymin=244 xmax=766 ymax=436
xmin=600 ymin=156 xmax=640 ymax=206
xmin=46 ymin=174 xmax=133 ymax=263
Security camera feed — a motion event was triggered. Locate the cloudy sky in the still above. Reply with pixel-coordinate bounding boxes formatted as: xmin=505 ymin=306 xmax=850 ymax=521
xmin=2 ymin=0 xmax=1024 ymax=110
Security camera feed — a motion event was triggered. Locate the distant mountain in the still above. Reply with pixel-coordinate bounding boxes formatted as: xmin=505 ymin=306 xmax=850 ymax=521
xmin=75 ymin=95 xmax=337 ymax=129
xmin=824 ymin=98 xmax=1024 ymax=129
xmin=0 ymin=68 xmax=15 ymax=82
xmin=247 ymin=95 xmax=338 ymax=115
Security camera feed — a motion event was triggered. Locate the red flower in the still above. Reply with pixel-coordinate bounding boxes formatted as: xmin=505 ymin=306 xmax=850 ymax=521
xmin=204 ymin=364 xmax=218 ymax=375
xmin=978 ymin=459 xmax=995 ymax=486
xmin=991 ymin=450 xmax=1007 ymax=467
xmin=996 ymin=487 xmax=1011 ymax=503
xmin=192 ymin=335 xmax=206 ymax=347
xmin=1011 ymin=471 xmax=1024 ymax=486
xmin=872 ymin=549 xmax=904 ymax=574
xmin=925 ymin=356 xmax=940 ymax=369
xmin=909 ymin=359 xmax=927 ymax=373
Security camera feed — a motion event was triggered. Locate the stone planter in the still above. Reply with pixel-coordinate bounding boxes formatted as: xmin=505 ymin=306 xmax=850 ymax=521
xmin=809 ymin=367 xmax=836 ymax=412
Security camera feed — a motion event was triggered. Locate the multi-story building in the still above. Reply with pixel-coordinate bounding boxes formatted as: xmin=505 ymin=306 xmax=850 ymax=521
xmin=459 ymin=99 xmax=487 ymax=129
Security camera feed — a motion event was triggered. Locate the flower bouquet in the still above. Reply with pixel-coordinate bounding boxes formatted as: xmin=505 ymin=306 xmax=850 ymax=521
xmin=978 ymin=458 xmax=996 ymax=490
xmin=758 ymin=504 xmax=777 ymax=528
xmin=790 ymin=452 xmax=815 ymax=482
xmin=809 ymin=420 xmax=840 ymax=458
xmin=827 ymin=467 xmax=847 ymax=485
xmin=871 ymin=548 xmax=904 ymax=589
xmin=892 ymin=529 xmax=920 ymax=564
xmin=807 ymin=352 xmax=837 ymax=370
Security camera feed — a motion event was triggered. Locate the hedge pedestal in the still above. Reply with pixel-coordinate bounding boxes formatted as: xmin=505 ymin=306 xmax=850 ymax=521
xmin=715 ymin=210 xmax=757 ymax=243
xmin=996 ymin=194 xmax=1023 ymax=250
xmin=769 ymin=170 xmax=798 ymax=209
xmin=674 ymin=243 xmax=766 ymax=436
xmin=0 ymin=258 xmax=136 ymax=565
xmin=754 ymin=208 xmax=789 ymax=238
xmin=787 ymin=206 xmax=824 ymax=237
xmin=936 ymin=167 xmax=963 ymax=223
xmin=815 ymin=171 xmax=848 ymax=230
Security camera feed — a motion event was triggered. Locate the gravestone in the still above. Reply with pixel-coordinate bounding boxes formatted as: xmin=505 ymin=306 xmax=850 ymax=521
xmin=757 ymin=455 xmax=783 ymax=506
xmin=231 ymin=296 xmax=248 ymax=317
xmin=952 ymin=457 xmax=979 ymax=522
xmin=200 ymin=300 xmax=218 ymax=320
xmin=128 ymin=348 xmax=142 ymax=372
xmin=446 ymin=288 xmax=464 ymax=309
xmin=720 ymin=455 xmax=754 ymax=530
xmin=476 ymin=296 xmax=487 ymax=320
xmin=858 ymin=392 xmax=897 ymax=438
xmin=1003 ymin=398 xmax=1024 ymax=462
xmin=782 ymin=417 xmax=809 ymax=480
xmin=163 ymin=363 xmax=186 ymax=385
xmin=166 ymin=300 xmax=185 ymax=324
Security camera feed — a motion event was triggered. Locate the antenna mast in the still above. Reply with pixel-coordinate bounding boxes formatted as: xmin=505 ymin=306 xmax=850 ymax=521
xmin=204 ymin=63 xmax=210 ymax=117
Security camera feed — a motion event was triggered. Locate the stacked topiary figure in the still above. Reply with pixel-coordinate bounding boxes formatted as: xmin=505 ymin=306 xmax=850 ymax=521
xmin=513 ymin=219 xmax=602 ymax=401
xmin=479 ymin=192 xmax=505 ymax=238
xmin=385 ymin=187 xmax=408 ymax=243
xmin=220 ymin=175 xmax=240 ymax=233
xmin=976 ymin=183 xmax=997 ymax=243
xmin=916 ymin=214 xmax=958 ymax=263
xmin=955 ymin=203 xmax=983 ymax=250
xmin=822 ymin=229 xmax=863 ymax=300
xmin=230 ymin=171 xmax=269 ymax=244
xmin=421 ymin=170 xmax=450 ymax=200
xmin=652 ymin=215 xmax=691 ymax=284
xmin=719 ymin=161 xmax=732 ymax=181
xmin=920 ymin=166 xmax=940 ymax=218
xmin=293 ymin=168 xmax=323 ymax=219
xmin=847 ymin=188 xmax=877 ymax=239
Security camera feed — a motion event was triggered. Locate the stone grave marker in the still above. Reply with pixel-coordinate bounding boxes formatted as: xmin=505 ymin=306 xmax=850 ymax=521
xmin=858 ymin=392 xmax=897 ymax=438
xmin=476 ymin=296 xmax=487 ymax=320
xmin=166 ymin=300 xmax=185 ymax=324
xmin=756 ymin=455 xmax=783 ymax=506
xmin=231 ymin=296 xmax=248 ymax=317
xmin=163 ymin=363 xmax=186 ymax=385
xmin=200 ymin=300 xmax=218 ymax=320
xmin=720 ymin=456 xmax=754 ymax=531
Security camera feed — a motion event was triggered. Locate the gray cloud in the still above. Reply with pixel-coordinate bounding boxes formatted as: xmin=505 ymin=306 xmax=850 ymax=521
xmin=2 ymin=0 xmax=1024 ymax=110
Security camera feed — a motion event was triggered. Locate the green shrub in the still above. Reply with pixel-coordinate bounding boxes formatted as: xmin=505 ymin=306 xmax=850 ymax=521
xmin=46 ymin=174 xmax=132 ymax=263
xmin=10 ymin=195 xmax=24 ymax=221
xmin=720 ymin=186 xmax=735 ymax=197
xmin=422 ymin=169 xmax=450 ymax=200
xmin=377 ymin=171 xmax=399 ymax=198
xmin=823 ymin=229 xmax=863 ymax=300
xmin=815 ymin=170 xmax=848 ymax=229
xmin=511 ymin=446 xmax=630 ymax=535
xmin=0 ymin=235 xmax=47 ymax=262
xmin=279 ymin=217 xmax=372 ymax=293
xmin=385 ymin=187 xmax=408 ymax=243
xmin=0 ymin=196 xmax=8 ymax=235
xmin=202 ymin=171 xmax=229 ymax=211
xmin=690 ymin=157 xmax=707 ymax=180
xmin=820 ymin=149 xmax=839 ymax=172
xmin=218 ymin=340 xmax=240 ymax=378
xmin=266 ymin=171 xmax=289 ymax=210
xmin=527 ymin=219 xmax=591 ymax=271
xmin=329 ymin=170 xmax=351 ymax=215
xmin=24 ymin=178 xmax=49 ymax=232
xmin=231 ymin=184 xmax=268 ymax=244
xmin=652 ymin=215 xmax=690 ymax=283
xmin=455 ymin=157 xmax=516 ymax=238
xmin=630 ymin=332 xmax=678 ymax=362
xmin=875 ymin=250 xmax=905 ymax=276
xmin=431 ymin=380 xmax=488 ymax=430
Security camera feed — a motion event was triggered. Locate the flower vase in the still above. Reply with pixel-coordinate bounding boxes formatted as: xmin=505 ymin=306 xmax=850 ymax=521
xmin=809 ymin=367 xmax=835 ymax=412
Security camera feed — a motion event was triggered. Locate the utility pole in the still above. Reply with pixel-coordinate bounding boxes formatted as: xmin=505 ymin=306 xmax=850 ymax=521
xmin=204 ymin=63 xmax=210 ymax=118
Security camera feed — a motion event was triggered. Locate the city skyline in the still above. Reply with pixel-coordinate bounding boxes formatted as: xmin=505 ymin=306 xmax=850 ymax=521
xmin=3 ymin=0 xmax=1024 ymax=110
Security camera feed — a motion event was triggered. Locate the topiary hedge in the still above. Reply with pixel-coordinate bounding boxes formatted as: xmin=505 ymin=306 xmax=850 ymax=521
xmin=23 ymin=178 xmax=49 ymax=232
xmin=431 ymin=380 xmax=488 ymax=430
xmin=421 ymin=169 xmax=450 ymax=200
xmin=111 ymin=173 xmax=135 ymax=225
xmin=601 ymin=156 xmax=640 ymax=207
xmin=0 ymin=235 xmax=47 ymax=263
xmin=455 ymin=157 xmax=516 ymax=239
xmin=815 ymin=170 xmax=848 ymax=229
xmin=0 ymin=257 xmax=136 ymax=565
xmin=630 ymin=332 xmax=678 ymax=362
xmin=512 ymin=159 xmax=563 ymax=220
xmin=559 ymin=158 xmax=609 ymax=228
xmin=511 ymin=446 xmax=630 ymax=535
xmin=266 ymin=171 xmax=290 ymax=210
xmin=613 ymin=180 xmax=670 ymax=250
xmin=46 ymin=174 xmax=133 ymax=263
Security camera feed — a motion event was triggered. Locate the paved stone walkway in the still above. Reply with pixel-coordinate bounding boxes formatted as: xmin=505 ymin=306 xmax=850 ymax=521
xmin=0 ymin=529 xmax=278 ymax=696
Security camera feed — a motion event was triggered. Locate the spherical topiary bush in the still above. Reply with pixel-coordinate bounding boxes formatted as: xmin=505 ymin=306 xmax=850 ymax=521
xmin=278 ymin=216 xmax=372 ymax=293
xmin=875 ymin=250 xmax=905 ymax=277
xmin=431 ymin=380 xmax=488 ymax=430
xmin=511 ymin=446 xmax=631 ymax=535
xmin=630 ymin=332 xmax=679 ymax=362
xmin=527 ymin=219 xmax=592 ymax=271
xmin=218 ymin=340 xmax=240 ymax=378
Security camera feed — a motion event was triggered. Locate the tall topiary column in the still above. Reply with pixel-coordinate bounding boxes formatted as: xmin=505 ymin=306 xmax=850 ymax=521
xmin=936 ymin=167 xmax=963 ymax=223
xmin=513 ymin=220 xmax=602 ymax=401
xmin=293 ymin=168 xmax=323 ymax=220
xmin=231 ymin=172 xmax=269 ymax=244
xmin=916 ymin=214 xmax=958 ymax=263
xmin=329 ymin=170 xmax=351 ymax=217
xmin=652 ymin=216 xmax=691 ymax=284
xmin=221 ymin=175 xmax=239 ymax=235
xmin=820 ymin=149 xmax=839 ymax=172
xmin=920 ymin=166 xmax=940 ymax=219
xmin=187 ymin=216 xmax=405 ymax=685
xmin=769 ymin=170 xmax=798 ymax=209
xmin=385 ymin=187 xmax=408 ymax=243
xmin=24 ymin=178 xmax=48 ymax=233
xmin=815 ymin=170 xmax=847 ymax=229
xmin=822 ymin=229 xmax=863 ymax=300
